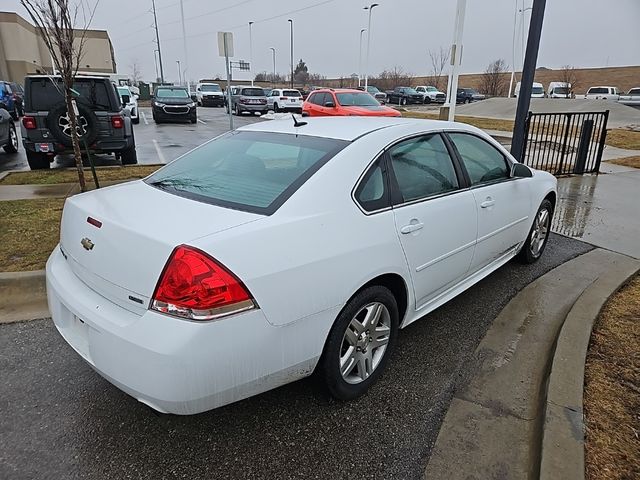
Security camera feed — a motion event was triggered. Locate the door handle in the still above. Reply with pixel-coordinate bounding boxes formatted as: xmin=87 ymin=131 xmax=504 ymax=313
xmin=400 ymin=222 xmax=424 ymax=234
xmin=480 ymin=198 xmax=495 ymax=208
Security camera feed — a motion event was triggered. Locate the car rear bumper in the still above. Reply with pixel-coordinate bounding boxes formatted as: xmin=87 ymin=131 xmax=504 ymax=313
xmin=46 ymin=247 xmax=323 ymax=414
xmin=23 ymin=136 xmax=133 ymax=154
xmin=237 ymin=103 xmax=268 ymax=112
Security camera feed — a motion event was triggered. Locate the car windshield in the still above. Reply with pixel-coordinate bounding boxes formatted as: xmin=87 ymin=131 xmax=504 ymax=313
xmin=336 ymin=93 xmax=380 ymax=106
xmin=531 ymin=87 xmax=544 ymax=94
xmin=29 ymin=78 xmax=113 ymax=110
xmin=588 ymin=87 xmax=609 ymax=94
xmin=201 ymin=84 xmax=221 ymax=92
xmin=426 ymin=87 xmax=438 ymax=92
xmin=241 ymin=88 xmax=265 ymax=96
xmin=282 ymin=90 xmax=301 ymax=97
xmin=146 ymin=131 xmax=349 ymax=215
xmin=156 ymin=88 xmax=189 ymax=98
xmin=404 ymin=88 xmax=418 ymax=94
xmin=367 ymin=86 xmax=380 ymax=93
xmin=553 ymin=87 xmax=570 ymax=94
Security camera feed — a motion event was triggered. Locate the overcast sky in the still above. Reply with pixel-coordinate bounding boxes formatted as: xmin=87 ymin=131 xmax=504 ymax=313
xmin=3 ymin=0 xmax=639 ymax=83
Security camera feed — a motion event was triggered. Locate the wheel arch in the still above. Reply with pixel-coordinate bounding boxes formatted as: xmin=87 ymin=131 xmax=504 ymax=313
xmin=355 ymin=273 xmax=409 ymax=327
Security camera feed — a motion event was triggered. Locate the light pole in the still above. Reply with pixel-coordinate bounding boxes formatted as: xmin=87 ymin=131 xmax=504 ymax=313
xmin=176 ymin=60 xmax=182 ymax=86
xmin=358 ymin=28 xmax=366 ymax=88
xmin=508 ymin=0 xmax=518 ymax=97
xmin=151 ymin=0 xmax=164 ymax=83
xmin=288 ymin=19 xmax=294 ymax=88
xmin=179 ymin=0 xmax=189 ymax=94
xmin=249 ymin=21 xmax=254 ymax=86
xmin=363 ymin=3 xmax=379 ymax=90
xmin=446 ymin=0 xmax=467 ymax=122
xmin=269 ymin=47 xmax=276 ymax=87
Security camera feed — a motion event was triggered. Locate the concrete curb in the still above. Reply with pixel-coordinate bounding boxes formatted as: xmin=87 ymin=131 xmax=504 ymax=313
xmin=423 ymin=248 xmax=640 ymax=480
xmin=539 ymin=257 xmax=640 ymax=480
xmin=0 ymin=270 xmax=48 ymax=324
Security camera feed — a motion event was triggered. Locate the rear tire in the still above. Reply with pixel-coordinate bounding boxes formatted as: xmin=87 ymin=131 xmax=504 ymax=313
xmin=132 ymin=116 xmax=140 ymax=125
xmin=518 ymin=199 xmax=553 ymax=264
xmin=401 ymin=98 xmax=407 ymax=106
xmin=319 ymin=285 xmax=399 ymax=401
xmin=120 ymin=146 xmax=138 ymax=165
xmin=234 ymin=104 xmax=241 ymax=116
xmin=26 ymin=150 xmax=50 ymax=170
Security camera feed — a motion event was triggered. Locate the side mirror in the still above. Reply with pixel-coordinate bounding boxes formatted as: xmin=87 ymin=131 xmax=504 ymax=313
xmin=511 ymin=162 xmax=533 ymax=178
xmin=324 ymin=101 xmax=335 ymax=108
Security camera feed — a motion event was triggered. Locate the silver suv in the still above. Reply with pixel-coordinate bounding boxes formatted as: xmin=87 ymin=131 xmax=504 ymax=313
xmin=21 ymin=75 xmax=137 ymax=170
xmin=227 ymin=86 xmax=268 ymax=116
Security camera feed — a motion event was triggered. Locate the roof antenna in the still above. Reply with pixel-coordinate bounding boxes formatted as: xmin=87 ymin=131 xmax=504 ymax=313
xmin=292 ymin=114 xmax=307 ymax=127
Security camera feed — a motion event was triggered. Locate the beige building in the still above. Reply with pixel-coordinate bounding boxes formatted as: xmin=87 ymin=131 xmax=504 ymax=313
xmin=0 ymin=11 xmax=116 ymax=84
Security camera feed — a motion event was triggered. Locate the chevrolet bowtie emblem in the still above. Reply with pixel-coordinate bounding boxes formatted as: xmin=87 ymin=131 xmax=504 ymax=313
xmin=81 ymin=237 xmax=94 ymax=251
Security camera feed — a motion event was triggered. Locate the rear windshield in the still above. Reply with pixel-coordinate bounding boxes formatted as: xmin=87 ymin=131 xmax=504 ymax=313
xmin=201 ymin=84 xmax=221 ymax=92
xmin=336 ymin=92 xmax=380 ymax=106
xmin=28 ymin=78 xmax=113 ymax=111
xmin=588 ymin=87 xmax=609 ymax=94
xmin=241 ymin=88 xmax=264 ymax=96
xmin=629 ymin=88 xmax=640 ymax=95
xmin=282 ymin=90 xmax=301 ymax=97
xmin=156 ymin=88 xmax=189 ymax=98
xmin=146 ymin=131 xmax=349 ymax=215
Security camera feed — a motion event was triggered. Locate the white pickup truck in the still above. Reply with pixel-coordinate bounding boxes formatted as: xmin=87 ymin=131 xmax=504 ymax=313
xmin=618 ymin=88 xmax=640 ymax=107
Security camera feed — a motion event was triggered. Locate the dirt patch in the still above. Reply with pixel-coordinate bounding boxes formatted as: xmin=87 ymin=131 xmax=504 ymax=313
xmin=0 ymin=165 xmax=162 ymax=186
xmin=584 ymin=274 xmax=640 ymax=480
xmin=0 ymin=198 xmax=64 ymax=271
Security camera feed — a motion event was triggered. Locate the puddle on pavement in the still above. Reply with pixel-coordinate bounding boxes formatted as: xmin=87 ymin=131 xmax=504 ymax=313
xmin=552 ymin=175 xmax=598 ymax=239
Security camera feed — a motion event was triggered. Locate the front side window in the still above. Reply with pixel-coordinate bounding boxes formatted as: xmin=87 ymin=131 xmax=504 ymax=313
xmin=146 ymin=131 xmax=349 ymax=214
xmin=388 ymin=134 xmax=459 ymax=203
xmin=448 ymin=133 xmax=509 ymax=185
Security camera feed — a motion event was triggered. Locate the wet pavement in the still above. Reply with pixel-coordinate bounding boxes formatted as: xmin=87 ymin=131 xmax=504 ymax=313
xmin=553 ymin=164 xmax=640 ymax=259
xmin=0 ymin=107 xmax=263 ymax=173
xmin=0 ymin=234 xmax=592 ymax=480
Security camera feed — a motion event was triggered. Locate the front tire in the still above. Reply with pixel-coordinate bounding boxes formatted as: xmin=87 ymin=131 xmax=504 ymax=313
xmin=3 ymin=123 xmax=18 ymax=153
xmin=423 ymin=96 xmax=431 ymax=104
xmin=518 ymin=199 xmax=553 ymax=264
xmin=319 ymin=286 xmax=399 ymax=401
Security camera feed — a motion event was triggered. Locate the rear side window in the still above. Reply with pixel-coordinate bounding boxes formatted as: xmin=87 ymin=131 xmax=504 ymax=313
xmin=146 ymin=131 xmax=349 ymax=215
xmin=588 ymin=87 xmax=608 ymax=94
xmin=448 ymin=133 xmax=509 ymax=185
xmin=241 ymin=88 xmax=264 ymax=96
xmin=29 ymin=79 xmax=113 ymax=110
xmin=354 ymin=159 xmax=389 ymax=212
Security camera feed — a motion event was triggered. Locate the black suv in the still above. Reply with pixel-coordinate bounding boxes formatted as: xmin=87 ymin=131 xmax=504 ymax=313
xmin=152 ymin=86 xmax=197 ymax=124
xmin=21 ymin=75 xmax=137 ymax=170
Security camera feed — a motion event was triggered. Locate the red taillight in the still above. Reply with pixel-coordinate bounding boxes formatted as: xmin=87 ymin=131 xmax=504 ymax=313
xmin=151 ymin=245 xmax=255 ymax=321
xmin=111 ymin=115 xmax=124 ymax=128
xmin=22 ymin=116 xmax=37 ymax=129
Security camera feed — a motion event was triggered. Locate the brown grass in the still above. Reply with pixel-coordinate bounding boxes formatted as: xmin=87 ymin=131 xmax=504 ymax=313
xmin=584 ymin=274 xmax=640 ymax=480
xmin=609 ymin=156 xmax=640 ymax=169
xmin=0 ymin=165 xmax=162 ymax=186
xmin=606 ymin=130 xmax=640 ymax=150
xmin=0 ymin=198 xmax=64 ymax=271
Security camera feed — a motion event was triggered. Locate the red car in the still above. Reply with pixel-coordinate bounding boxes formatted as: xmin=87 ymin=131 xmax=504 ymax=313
xmin=302 ymin=88 xmax=401 ymax=117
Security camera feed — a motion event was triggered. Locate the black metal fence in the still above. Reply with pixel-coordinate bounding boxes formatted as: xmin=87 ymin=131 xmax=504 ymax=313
xmin=521 ymin=110 xmax=609 ymax=175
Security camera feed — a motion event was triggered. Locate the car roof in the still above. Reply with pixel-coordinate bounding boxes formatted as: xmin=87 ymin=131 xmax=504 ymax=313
xmin=310 ymin=88 xmax=368 ymax=94
xmin=238 ymin=117 xmax=470 ymax=141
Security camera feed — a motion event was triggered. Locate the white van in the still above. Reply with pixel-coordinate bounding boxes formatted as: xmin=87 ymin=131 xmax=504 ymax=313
xmin=514 ymin=82 xmax=545 ymax=98
xmin=547 ymin=82 xmax=571 ymax=98
xmin=584 ymin=86 xmax=620 ymax=101
xmin=195 ymin=82 xmax=225 ymax=107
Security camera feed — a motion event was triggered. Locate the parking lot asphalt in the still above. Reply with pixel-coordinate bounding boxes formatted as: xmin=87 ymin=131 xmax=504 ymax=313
xmin=0 ymin=106 xmax=264 ymax=173
xmin=0 ymin=234 xmax=593 ymax=480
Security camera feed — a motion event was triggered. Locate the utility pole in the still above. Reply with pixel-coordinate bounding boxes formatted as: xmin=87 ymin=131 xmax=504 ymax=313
xmin=446 ymin=0 xmax=467 ymax=121
xmin=511 ymin=0 xmax=547 ymax=161
xmin=288 ymin=19 xmax=294 ymax=88
xmin=176 ymin=60 xmax=182 ymax=86
xmin=270 ymin=47 xmax=276 ymax=87
xmin=508 ymin=0 xmax=518 ymax=98
xmin=363 ymin=3 xmax=379 ymax=90
xmin=151 ymin=0 xmax=164 ymax=83
xmin=179 ymin=0 xmax=189 ymax=94
xmin=249 ymin=21 xmax=254 ymax=86
xmin=358 ymin=28 xmax=366 ymax=88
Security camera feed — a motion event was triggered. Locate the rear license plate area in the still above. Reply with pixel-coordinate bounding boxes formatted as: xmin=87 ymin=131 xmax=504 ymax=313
xmin=35 ymin=143 xmax=53 ymax=153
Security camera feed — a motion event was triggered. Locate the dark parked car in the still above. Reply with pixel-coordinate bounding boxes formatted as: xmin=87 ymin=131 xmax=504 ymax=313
xmin=227 ymin=86 xmax=268 ymax=116
xmin=152 ymin=86 xmax=197 ymax=123
xmin=0 ymin=80 xmax=18 ymax=120
xmin=10 ymin=82 xmax=24 ymax=116
xmin=0 ymin=108 xmax=18 ymax=156
xmin=385 ymin=86 xmax=423 ymax=105
xmin=456 ymin=88 xmax=485 ymax=104
xmin=21 ymin=75 xmax=137 ymax=170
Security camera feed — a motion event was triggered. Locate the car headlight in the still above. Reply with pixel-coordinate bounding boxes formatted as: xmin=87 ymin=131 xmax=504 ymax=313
xmin=154 ymin=101 xmax=165 ymax=107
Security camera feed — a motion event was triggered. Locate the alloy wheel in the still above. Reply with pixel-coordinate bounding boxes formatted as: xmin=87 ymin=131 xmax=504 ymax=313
xmin=9 ymin=126 xmax=18 ymax=149
xmin=58 ymin=113 xmax=88 ymax=138
xmin=339 ymin=302 xmax=391 ymax=384
xmin=530 ymin=207 xmax=550 ymax=257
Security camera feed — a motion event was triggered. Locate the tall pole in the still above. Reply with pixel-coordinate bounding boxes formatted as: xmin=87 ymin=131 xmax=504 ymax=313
xmin=288 ymin=19 xmax=294 ymax=88
xmin=176 ymin=60 xmax=182 ymax=86
xmin=153 ymin=49 xmax=159 ymax=82
xmin=363 ymin=4 xmax=379 ymax=90
xmin=358 ymin=28 xmax=366 ymax=88
xmin=151 ymin=0 xmax=164 ymax=83
xmin=179 ymin=0 xmax=189 ymax=94
xmin=249 ymin=21 xmax=254 ymax=86
xmin=270 ymin=47 xmax=276 ymax=87
xmin=223 ymin=33 xmax=233 ymax=131
xmin=447 ymin=0 xmax=467 ymax=121
xmin=511 ymin=0 xmax=547 ymax=161
xmin=508 ymin=0 xmax=518 ymax=97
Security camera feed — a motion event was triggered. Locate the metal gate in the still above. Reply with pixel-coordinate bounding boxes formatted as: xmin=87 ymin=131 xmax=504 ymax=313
xmin=521 ymin=110 xmax=609 ymax=175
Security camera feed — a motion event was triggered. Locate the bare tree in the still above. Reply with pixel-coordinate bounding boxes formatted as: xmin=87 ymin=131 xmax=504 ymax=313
xmin=426 ymin=46 xmax=450 ymax=90
xmin=371 ymin=66 xmax=413 ymax=91
xmin=480 ymin=59 xmax=509 ymax=97
xmin=308 ymin=73 xmax=327 ymax=87
xmin=558 ymin=65 xmax=579 ymax=98
xmin=21 ymin=0 xmax=98 ymax=191
xmin=130 ymin=60 xmax=143 ymax=85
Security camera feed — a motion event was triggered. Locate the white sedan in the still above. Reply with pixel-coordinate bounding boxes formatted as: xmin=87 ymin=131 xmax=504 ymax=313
xmin=46 ymin=117 xmax=556 ymax=414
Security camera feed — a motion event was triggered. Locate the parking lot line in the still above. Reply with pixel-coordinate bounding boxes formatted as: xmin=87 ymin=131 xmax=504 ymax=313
xmin=152 ymin=139 xmax=167 ymax=164
xmin=140 ymin=111 xmax=149 ymax=125
xmin=197 ymin=118 xmax=207 ymax=125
